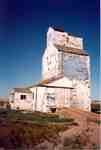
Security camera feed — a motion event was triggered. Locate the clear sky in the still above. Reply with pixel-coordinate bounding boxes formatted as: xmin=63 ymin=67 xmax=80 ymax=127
xmin=0 ymin=0 xmax=100 ymax=100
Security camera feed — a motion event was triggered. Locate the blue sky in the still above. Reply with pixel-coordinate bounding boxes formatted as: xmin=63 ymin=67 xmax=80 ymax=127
xmin=0 ymin=0 xmax=100 ymax=100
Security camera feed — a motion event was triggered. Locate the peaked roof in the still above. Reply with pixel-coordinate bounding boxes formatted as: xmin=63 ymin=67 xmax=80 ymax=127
xmin=55 ymin=44 xmax=88 ymax=56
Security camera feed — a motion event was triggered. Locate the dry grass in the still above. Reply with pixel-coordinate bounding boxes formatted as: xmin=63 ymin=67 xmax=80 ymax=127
xmin=0 ymin=109 xmax=75 ymax=149
xmin=0 ymin=108 xmax=100 ymax=150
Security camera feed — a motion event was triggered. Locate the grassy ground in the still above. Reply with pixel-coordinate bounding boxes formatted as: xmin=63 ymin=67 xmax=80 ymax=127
xmin=0 ymin=109 xmax=74 ymax=124
xmin=0 ymin=109 xmax=75 ymax=149
xmin=0 ymin=109 xmax=100 ymax=150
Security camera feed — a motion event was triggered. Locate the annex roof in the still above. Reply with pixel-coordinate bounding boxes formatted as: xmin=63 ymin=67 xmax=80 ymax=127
xmin=11 ymin=88 xmax=32 ymax=94
xmin=28 ymin=75 xmax=74 ymax=89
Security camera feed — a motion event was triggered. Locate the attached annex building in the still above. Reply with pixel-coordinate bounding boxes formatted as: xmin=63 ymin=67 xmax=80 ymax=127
xmin=9 ymin=27 xmax=91 ymax=112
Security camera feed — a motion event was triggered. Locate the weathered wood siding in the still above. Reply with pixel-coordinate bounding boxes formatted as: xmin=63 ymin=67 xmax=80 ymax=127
xmin=42 ymin=27 xmax=91 ymax=111
xmin=46 ymin=27 xmax=83 ymax=49
xmin=42 ymin=47 xmax=63 ymax=79
xmin=30 ymin=87 xmax=47 ymax=112
xmin=63 ymin=53 xmax=90 ymax=111
xmin=63 ymin=54 xmax=90 ymax=81
xmin=30 ymin=85 xmax=72 ymax=112
xmin=10 ymin=92 xmax=33 ymax=111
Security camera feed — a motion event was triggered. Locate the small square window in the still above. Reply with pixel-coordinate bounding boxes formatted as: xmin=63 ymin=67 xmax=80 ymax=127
xmin=20 ymin=95 xmax=26 ymax=100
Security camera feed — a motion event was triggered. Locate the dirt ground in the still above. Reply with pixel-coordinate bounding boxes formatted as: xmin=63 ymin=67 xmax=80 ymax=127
xmin=0 ymin=108 xmax=100 ymax=150
xmin=56 ymin=108 xmax=101 ymax=150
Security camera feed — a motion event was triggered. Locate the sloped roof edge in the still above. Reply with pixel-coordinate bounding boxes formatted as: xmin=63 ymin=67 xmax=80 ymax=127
xmin=11 ymin=88 xmax=32 ymax=94
xmin=55 ymin=44 xmax=89 ymax=56
xmin=28 ymin=74 xmax=64 ymax=88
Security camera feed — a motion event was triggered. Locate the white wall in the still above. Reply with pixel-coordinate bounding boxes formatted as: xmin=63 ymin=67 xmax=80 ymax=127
xmin=42 ymin=27 xmax=83 ymax=80
xmin=30 ymin=87 xmax=47 ymax=112
xmin=47 ymin=27 xmax=83 ymax=49
xmin=30 ymin=85 xmax=72 ymax=112
xmin=10 ymin=92 xmax=33 ymax=111
xmin=42 ymin=46 xmax=63 ymax=79
xmin=72 ymin=80 xmax=91 ymax=111
xmin=47 ymin=76 xmax=91 ymax=111
xmin=48 ymin=76 xmax=72 ymax=87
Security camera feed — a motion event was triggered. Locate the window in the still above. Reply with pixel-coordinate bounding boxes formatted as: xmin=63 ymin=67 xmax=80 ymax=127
xmin=47 ymin=93 xmax=55 ymax=104
xmin=47 ymin=95 xmax=55 ymax=100
xmin=20 ymin=95 xmax=26 ymax=100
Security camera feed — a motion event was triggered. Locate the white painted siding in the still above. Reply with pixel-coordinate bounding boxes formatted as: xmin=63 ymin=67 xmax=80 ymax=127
xmin=30 ymin=87 xmax=47 ymax=112
xmin=42 ymin=47 xmax=63 ymax=79
xmin=30 ymin=85 xmax=72 ymax=112
xmin=10 ymin=92 xmax=33 ymax=111
xmin=48 ymin=77 xmax=72 ymax=88
xmin=47 ymin=27 xmax=83 ymax=49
